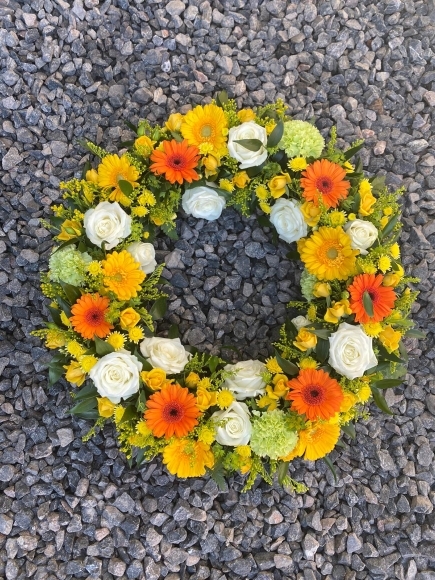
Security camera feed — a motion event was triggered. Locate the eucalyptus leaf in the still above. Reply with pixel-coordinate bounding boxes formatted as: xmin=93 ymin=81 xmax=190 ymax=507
xmin=234 ymin=138 xmax=264 ymax=152
xmin=216 ymin=90 xmax=228 ymax=107
xmin=371 ymin=379 xmax=403 ymax=390
xmin=118 ymin=180 xmax=133 ymax=197
xmin=274 ymin=351 xmax=299 ymax=376
xmin=95 ymin=336 xmax=115 ymax=356
xmin=362 ymin=291 xmax=374 ymax=317
xmin=277 ymin=461 xmax=289 ymax=485
xmin=267 ymin=120 xmax=284 ymax=148
xmin=404 ymin=328 xmax=426 ymax=339
xmin=371 ymin=386 xmax=394 ymax=415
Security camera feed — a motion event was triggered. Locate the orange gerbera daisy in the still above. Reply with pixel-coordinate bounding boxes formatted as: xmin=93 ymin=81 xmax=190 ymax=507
xmin=150 ymin=140 xmax=200 ymax=185
xmin=301 ymin=159 xmax=351 ymax=209
xmin=348 ymin=273 xmax=396 ymax=324
xmin=287 ymin=369 xmax=344 ymax=421
xmin=70 ymin=293 xmax=113 ymax=340
xmin=144 ymin=383 xmax=201 ymax=439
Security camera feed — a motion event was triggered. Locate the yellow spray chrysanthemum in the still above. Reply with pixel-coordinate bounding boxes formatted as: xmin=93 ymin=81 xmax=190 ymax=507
xmin=299 ymin=357 xmax=318 ymax=369
xmin=129 ymin=326 xmax=144 ymax=343
xmin=114 ymin=406 xmax=125 ymax=424
xmin=288 ymin=157 xmax=308 ymax=171
xmin=163 ymin=439 xmax=215 ymax=478
xmin=343 ymin=161 xmax=354 ymax=173
xmin=197 ymin=425 xmax=215 ymax=445
xmin=97 ymin=154 xmax=139 ymax=202
xmin=390 ymin=243 xmax=400 ymax=259
xmin=255 ymin=185 xmax=269 ymax=200
xmin=137 ymin=190 xmax=156 ymax=206
xmin=87 ymin=261 xmax=102 ymax=276
xmin=102 ymin=250 xmax=145 ymax=300
xmin=106 ymin=332 xmax=126 ymax=351
xmin=236 ymin=445 xmax=251 ymax=458
xmin=136 ymin=420 xmax=152 ymax=437
xmin=79 ymin=355 xmax=98 ymax=373
xmin=363 ymin=322 xmax=383 ymax=337
xmin=328 ymin=211 xmax=347 ymax=227
xmin=378 ymin=256 xmax=391 ymax=273
xmin=216 ymin=390 xmax=235 ymax=409
xmin=357 ymin=385 xmax=372 ymax=403
xmin=298 ymin=227 xmax=358 ymax=281
xmin=259 ymin=202 xmax=271 ymax=214
xmin=181 ymin=103 xmax=228 ymax=156
xmin=198 ymin=377 xmax=211 ymax=389
xmin=66 ymin=341 xmax=86 ymax=359
xmin=219 ymin=179 xmax=234 ymax=192
xmin=132 ymin=206 xmax=148 ymax=217
xmin=266 ymin=357 xmax=282 ymax=374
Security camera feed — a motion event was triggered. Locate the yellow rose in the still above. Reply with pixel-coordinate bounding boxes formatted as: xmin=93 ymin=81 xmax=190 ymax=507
xmin=300 ymin=201 xmax=321 ymax=227
xmin=269 ymin=173 xmax=291 ymax=199
xmin=293 ymin=328 xmax=317 ymax=352
xmin=85 ymin=169 xmax=99 ymax=183
xmin=57 ymin=219 xmax=82 ymax=241
xmin=203 ymin=155 xmax=220 ymax=176
xmin=340 ymin=392 xmax=358 ymax=413
xmin=324 ymin=299 xmax=352 ymax=324
xmin=272 ymin=376 xmax=289 ymax=397
xmin=97 ymin=397 xmax=116 ymax=418
xmin=119 ymin=307 xmax=141 ymax=330
xmin=64 ymin=362 xmax=86 ymax=387
xmin=45 ymin=330 xmax=66 ymax=349
xmin=359 ymin=182 xmax=376 ymax=216
xmin=135 ymin=135 xmax=156 ymax=151
xmin=196 ymin=387 xmax=217 ymax=412
xmin=379 ymin=325 xmax=401 ymax=352
xmin=165 ymin=112 xmax=183 ymax=132
xmin=185 ymin=372 xmax=200 ymax=388
xmin=382 ymin=271 xmax=402 ymax=287
xmin=313 ymin=282 xmax=331 ymax=298
xmin=233 ymin=171 xmax=250 ymax=188
xmin=141 ymin=368 xmax=166 ymax=390
xmin=237 ymin=109 xmax=256 ymax=123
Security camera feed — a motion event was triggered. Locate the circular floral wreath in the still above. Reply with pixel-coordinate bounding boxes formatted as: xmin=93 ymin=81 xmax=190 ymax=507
xmin=35 ymin=92 xmax=423 ymax=492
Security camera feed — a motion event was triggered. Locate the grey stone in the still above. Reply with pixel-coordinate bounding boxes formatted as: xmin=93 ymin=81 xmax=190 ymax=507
xmin=2 ymin=147 xmax=23 ymax=170
xmin=0 ymin=514 xmax=13 ymax=535
xmin=56 ymin=428 xmax=74 ymax=447
xmin=166 ymin=1 xmax=185 ymax=17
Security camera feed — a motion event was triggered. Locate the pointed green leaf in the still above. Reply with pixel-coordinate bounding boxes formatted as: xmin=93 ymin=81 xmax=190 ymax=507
xmin=49 ymin=363 xmax=65 ymax=386
xmin=323 ymin=455 xmax=338 ymax=482
xmin=216 ymin=90 xmax=228 ymax=107
xmin=380 ymin=213 xmax=400 ymax=240
xmin=168 ymin=324 xmax=179 ymax=339
xmin=118 ymin=180 xmax=133 ymax=197
xmin=56 ymin=297 xmax=71 ymax=318
xmin=234 ymin=138 xmax=264 ymax=152
xmin=316 ymin=339 xmax=330 ymax=363
xmin=352 ymin=191 xmax=361 ymax=214
xmin=404 ymin=328 xmax=426 ymax=339
xmin=370 ymin=175 xmax=386 ymax=192
xmin=267 ymin=120 xmax=284 ymax=148
xmin=95 ymin=336 xmax=115 ymax=356
xmin=274 ymin=351 xmax=299 ymax=376
xmin=343 ymin=141 xmax=364 ymax=161
xmin=277 ymin=461 xmax=289 ymax=485
xmin=371 ymin=386 xmax=394 ymax=415
xmin=69 ymin=397 xmax=98 ymax=416
xmin=59 ymin=281 xmax=81 ymax=305
xmin=371 ymin=379 xmax=403 ymax=390
xmin=74 ymin=382 xmax=98 ymax=401
xmin=48 ymin=306 xmax=63 ymax=327
xmin=341 ymin=423 xmax=356 ymax=439
xmin=150 ymin=297 xmax=167 ymax=321
xmin=246 ymin=161 xmax=267 ymax=177
xmin=133 ymin=349 xmax=153 ymax=371
xmin=377 ymin=343 xmax=402 ymax=363
xmin=362 ymin=291 xmax=374 ymax=317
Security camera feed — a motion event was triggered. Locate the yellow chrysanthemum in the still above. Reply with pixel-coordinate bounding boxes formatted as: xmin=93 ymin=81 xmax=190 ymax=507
xmin=357 ymin=385 xmax=372 ymax=403
xmin=87 ymin=261 xmax=102 ymax=276
xmin=198 ymin=377 xmax=211 ymax=389
xmin=299 ymin=357 xmax=318 ymax=369
xmin=288 ymin=157 xmax=308 ymax=171
xmin=216 ymin=390 xmax=234 ymax=409
xmin=163 ymin=439 xmax=215 ymax=478
xmin=363 ymin=322 xmax=383 ymax=337
xmin=181 ymin=103 xmax=228 ymax=157
xmin=79 ymin=355 xmax=98 ymax=372
xmin=132 ymin=206 xmax=148 ymax=217
xmin=298 ymin=227 xmax=358 ymax=281
xmin=255 ymin=185 xmax=269 ymax=200
xmin=328 ymin=211 xmax=347 ymax=227
xmin=102 ymin=251 xmax=145 ymax=300
xmin=128 ymin=326 xmax=144 ymax=343
xmin=106 ymin=332 xmax=126 ymax=351
xmin=137 ymin=191 xmax=156 ymax=206
xmin=197 ymin=425 xmax=215 ymax=445
xmin=236 ymin=445 xmax=251 ymax=458
xmin=114 ymin=406 xmax=125 ymax=424
xmin=219 ymin=179 xmax=234 ymax=192
xmin=390 ymin=243 xmax=400 ymax=259
xmin=136 ymin=420 xmax=152 ymax=437
xmin=66 ymin=341 xmax=86 ymax=359
xmin=343 ymin=161 xmax=354 ymax=173
xmin=378 ymin=256 xmax=391 ymax=273
xmin=97 ymin=154 xmax=139 ymax=202
xmin=266 ymin=357 xmax=282 ymax=374
xmin=259 ymin=202 xmax=271 ymax=214
xmin=307 ymin=304 xmax=317 ymax=321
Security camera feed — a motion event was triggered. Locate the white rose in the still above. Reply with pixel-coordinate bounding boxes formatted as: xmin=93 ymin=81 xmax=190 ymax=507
xmin=182 ymin=186 xmax=226 ymax=221
xmin=84 ymin=201 xmax=131 ymax=250
xmin=227 ymin=121 xmax=268 ymax=169
xmin=212 ymin=402 xmax=252 ymax=446
xmin=328 ymin=322 xmax=378 ymax=380
xmin=222 ymin=360 xmax=267 ymax=401
xmin=127 ymin=242 xmax=157 ymax=274
xmin=270 ymin=198 xmax=308 ymax=244
xmin=292 ymin=315 xmax=310 ymax=330
xmin=140 ymin=337 xmax=191 ymax=374
xmin=344 ymin=220 xmax=378 ymax=255
xmin=90 ymin=350 xmax=142 ymax=404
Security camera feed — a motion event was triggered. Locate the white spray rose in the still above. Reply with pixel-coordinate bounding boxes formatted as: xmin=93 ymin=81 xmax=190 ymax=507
xmin=222 ymin=360 xmax=267 ymax=400
xmin=89 ymin=350 xmax=142 ymax=404
xmin=270 ymin=198 xmax=308 ymax=244
xmin=328 ymin=322 xmax=378 ymax=380
xmin=212 ymin=402 xmax=252 ymax=446
xmin=84 ymin=201 xmax=131 ymax=250
xmin=127 ymin=242 xmax=157 ymax=274
xmin=344 ymin=220 xmax=378 ymax=255
xmin=227 ymin=121 xmax=268 ymax=169
xmin=140 ymin=337 xmax=191 ymax=374
xmin=291 ymin=315 xmax=310 ymax=330
xmin=182 ymin=185 xmax=226 ymax=221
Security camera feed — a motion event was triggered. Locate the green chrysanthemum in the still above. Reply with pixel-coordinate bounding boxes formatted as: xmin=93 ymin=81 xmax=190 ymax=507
xmin=250 ymin=409 xmax=298 ymax=460
xmin=49 ymin=245 xmax=92 ymax=287
xmin=300 ymin=269 xmax=317 ymax=302
xmin=279 ymin=120 xmax=325 ymax=159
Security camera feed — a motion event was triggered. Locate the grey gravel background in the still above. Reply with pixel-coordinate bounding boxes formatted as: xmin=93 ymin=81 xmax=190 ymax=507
xmin=1 ymin=0 xmax=435 ymax=579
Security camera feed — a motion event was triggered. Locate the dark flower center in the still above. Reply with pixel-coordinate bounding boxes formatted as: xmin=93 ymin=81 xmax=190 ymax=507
xmin=316 ymin=176 xmax=333 ymax=194
xmin=85 ymin=308 xmax=104 ymax=326
xmin=169 ymin=155 xmax=186 ymax=169
xmin=162 ymin=402 xmax=185 ymax=423
xmin=303 ymin=385 xmax=326 ymax=405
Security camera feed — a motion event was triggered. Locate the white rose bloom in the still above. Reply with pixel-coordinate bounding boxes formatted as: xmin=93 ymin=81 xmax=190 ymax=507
xmin=140 ymin=337 xmax=191 ymax=375
xmin=270 ymin=198 xmax=308 ymax=244
xmin=84 ymin=201 xmax=131 ymax=250
xmin=90 ymin=350 xmax=142 ymax=404
xmin=227 ymin=121 xmax=268 ymax=169
xmin=127 ymin=242 xmax=157 ymax=274
xmin=292 ymin=315 xmax=310 ymax=330
xmin=222 ymin=360 xmax=267 ymax=400
xmin=182 ymin=186 xmax=226 ymax=221
xmin=212 ymin=402 xmax=252 ymax=446
xmin=328 ymin=322 xmax=378 ymax=380
xmin=344 ymin=220 xmax=378 ymax=255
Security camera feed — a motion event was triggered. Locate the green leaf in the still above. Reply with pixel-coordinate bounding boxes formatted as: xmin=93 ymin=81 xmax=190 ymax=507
xmin=208 ymin=355 xmax=221 ymax=374
xmin=267 ymin=120 xmax=284 ymax=148
xmin=352 ymin=192 xmax=361 ymax=214
xmin=257 ymin=215 xmax=271 ymax=229
xmin=366 ymin=361 xmax=391 ymax=375
xmin=150 ymin=297 xmax=167 ymax=321
xmin=277 ymin=461 xmax=289 ymax=485
xmin=310 ymin=329 xmax=332 ymax=340
xmin=49 ymin=363 xmax=65 ymax=386
xmin=161 ymin=223 xmax=178 ymax=240
xmin=323 ymin=455 xmax=338 ymax=482
xmin=216 ymin=90 xmax=228 ymax=108
xmin=124 ymin=120 xmax=138 ymax=132
xmin=59 ymin=281 xmax=81 ymax=305
xmin=274 ymin=351 xmax=299 ymax=376
xmin=234 ymin=138 xmax=264 ymax=152
xmin=48 ymin=306 xmax=63 ymax=327
xmin=70 ymin=397 xmax=98 ymax=416
xmin=371 ymin=386 xmax=394 ymax=415
xmin=370 ymin=175 xmax=386 ymax=192
xmin=95 ymin=336 xmax=115 ymax=356
xmin=74 ymin=382 xmax=98 ymax=400
xmin=377 ymin=343 xmax=402 ymax=363
xmin=343 ymin=141 xmax=364 ymax=161
xmin=399 ymin=341 xmax=408 ymax=363
xmin=404 ymin=328 xmax=426 ymax=339
xmin=136 ymin=389 xmax=146 ymax=412
xmin=134 ymin=447 xmax=147 ymax=467
xmin=119 ymin=405 xmax=138 ymax=424
xmin=133 ymin=349 xmax=153 ymax=371
xmin=56 ymin=297 xmax=71 ymax=318
xmin=286 ymin=250 xmax=300 ymax=260
xmin=168 ymin=324 xmax=179 ymax=339
xmin=341 ymin=423 xmax=356 ymax=439
xmin=208 ymin=461 xmax=227 ymax=491
xmin=316 ymin=338 xmax=330 ymax=363
xmin=246 ymin=161 xmax=267 ymax=177
xmin=118 ymin=180 xmax=133 ymax=197
xmin=362 ymin=291 xmax=374 ymax=317
xmin=81 ymin=161 xmax=91 ymax=179
xmin=371 ymin=379 xmax=403 ymax=390
xmin=380 ymin=213 xmax=400 ymax=240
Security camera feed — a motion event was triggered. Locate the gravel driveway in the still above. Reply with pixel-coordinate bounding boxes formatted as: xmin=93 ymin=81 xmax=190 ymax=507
xmin=1 ymin=1 xmax=435 ymax=579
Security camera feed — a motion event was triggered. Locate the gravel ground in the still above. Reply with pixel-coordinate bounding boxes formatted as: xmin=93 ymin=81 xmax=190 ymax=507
xmin=1 ymin=0 xmax=435 ymax=579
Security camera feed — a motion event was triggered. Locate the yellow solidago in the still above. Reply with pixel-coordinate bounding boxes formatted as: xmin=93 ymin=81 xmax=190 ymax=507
xmin=265 ymin=120 xmax=276 ymax=134
xmin=219 ymin=179 xmax=234 ymax=192
xmin=106 ymin=332 xmax=126 ymax=351
xmin=307 ymin=304 xmax=317 ymax=321
xmin=378 ymin=256 xmax=391 ymax=273
xmin=288 ymin=157 xmax=307 ymax=171
xmin=299 ymin=357 xmax=318 ymax=369
xmin=79 ymin=355 xmax=98 ymax=373
xmin=128 ymin=326 xmax=144 ymax=343
xmin=266 ymin=357 xmax=282 ymax=374
xmin=216 ymin=390 xmax=234 ymax=409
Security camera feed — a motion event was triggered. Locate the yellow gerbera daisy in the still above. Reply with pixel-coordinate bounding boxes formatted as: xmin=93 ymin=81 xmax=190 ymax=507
xmin=97 ymin=154 xmax=139 ymax=202
xmin=299 ymin=422 xmax=340 ymax=461
xmin=298 ymin=227 xmax=358 ymax=281
xmin=181 ymin=104 xmax=228 ymax=156
xmin=163 ymin=439 xmax=215 ymax=478
xmin=102 ymin=250 xmax=145 ymax=300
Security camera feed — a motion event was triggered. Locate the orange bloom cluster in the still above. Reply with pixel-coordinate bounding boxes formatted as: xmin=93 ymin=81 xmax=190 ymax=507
xmin=301 ymin=159 xmax=351 ymax=209
xmin=348 ymin=273 xmax=396 ymax=324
